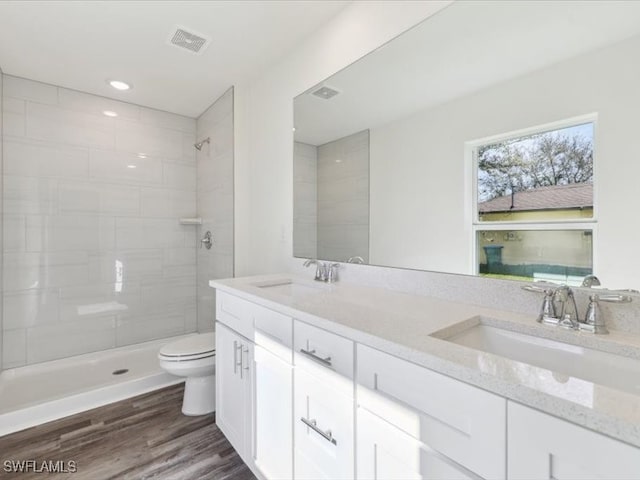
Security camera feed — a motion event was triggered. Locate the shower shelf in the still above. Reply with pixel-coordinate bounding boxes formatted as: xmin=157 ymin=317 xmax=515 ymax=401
xmin=179 ymin=218 xmax=202 ymax=225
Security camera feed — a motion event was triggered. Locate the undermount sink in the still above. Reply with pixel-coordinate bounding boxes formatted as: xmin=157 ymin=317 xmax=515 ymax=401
xmin=251 ymin=278 xmax=329 ymax=296
xmin=445 ymin=324 xmax=640 ymax=395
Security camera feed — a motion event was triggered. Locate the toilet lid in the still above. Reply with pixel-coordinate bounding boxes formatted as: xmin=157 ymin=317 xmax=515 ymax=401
xmin=159 ymin=333 xmax=215 ymax=358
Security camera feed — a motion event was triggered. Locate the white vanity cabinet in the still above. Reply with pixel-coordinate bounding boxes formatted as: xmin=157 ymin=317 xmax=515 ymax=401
xmin=253 ymin=309 xmax=294 ymax=480
xmin=508 ymin=402 xmax=640 ymax=479
xmin=215 ymin=321 xmax=254 ymax=462
xmin=356 ymin=344 xmax=506 ymax=480
xmin=215 ymin=286 xmax=640 ymax=480
xmin=357 ymin=407 xmax=479 ymax=480
xmin=293 ymin=320 xmax=355 ymax=480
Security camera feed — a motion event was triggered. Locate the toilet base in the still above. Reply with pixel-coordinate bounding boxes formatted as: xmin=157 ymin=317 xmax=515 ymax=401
xmin=182 ymin=374 xmax=216 ymax=416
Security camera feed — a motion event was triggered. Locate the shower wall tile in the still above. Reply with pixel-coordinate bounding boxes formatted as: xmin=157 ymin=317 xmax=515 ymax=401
xmin=195 ymin=88 xmax=234 ymax=332
xmin=293 ymin=141 xmax=317 ymax=259
xmin=115 ymin=218 xmax=190 ymax=250
xmin=4 ymin=138 xmax=89 ymax=178
xmin=317 ymin=129 xmax=370 ymax=263
xmin=140 ymin=187 xmax=195 ymax=218
xmin=140 ymin=108 xmax=196 ymax=134
xmin=2 ymin=75 xmax=198 ymax=367
xmin=26 ymin=316 xmax=116 ymax=364
xmin=3 ymin=289 xmax=60 ymax=329
xmin=25 ymin=215 xmax=116 ymax=252
xmin=115 ymin=307 xmax=187 ymax=346
xmin=115 ymin=119 xmax=184 ymax=160
xmin=4 ymin=251 xmax=91 ymax=291
xmin=3 ymin=176 xmax=58 ymax=215
xmin=3 ymin=76 xmax=58 ymax=105
xmin=2 ymin=329 xmax=26 ymax=369
xmin=163 ymin=163 xmax=197 ymax=190
xmin=26 ymin=102 xmax=116 ymax=149
xmin=3 ymin=215 xmax=25 ymax=252
xmin=58 ymin=181 xmax=141 ymax=216
xmin=88 ymin=149 xmax=162 ymax=185
xmin=57 ymin=88 xmax=140 ymax=121
xmin=2 ymin=97 xmax=26 ymax=137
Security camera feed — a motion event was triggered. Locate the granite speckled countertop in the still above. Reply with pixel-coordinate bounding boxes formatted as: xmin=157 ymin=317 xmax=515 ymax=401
xmin=210 ymin=274 xmax=640 ymax=448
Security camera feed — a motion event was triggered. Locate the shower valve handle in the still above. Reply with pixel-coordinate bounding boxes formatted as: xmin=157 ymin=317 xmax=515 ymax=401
xmin=201 ymin=231 xmax=213 ymax=250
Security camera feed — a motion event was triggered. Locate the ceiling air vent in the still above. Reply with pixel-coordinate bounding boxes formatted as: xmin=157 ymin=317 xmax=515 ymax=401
xmin=168 ymin=26 xmax=210 ymax=54
xmin=311 ymin=85 xmax=340 ymax=100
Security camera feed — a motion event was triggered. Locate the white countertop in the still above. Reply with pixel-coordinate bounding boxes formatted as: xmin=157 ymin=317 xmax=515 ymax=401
xmin=210 ymin=273 xmax=640 ymax=448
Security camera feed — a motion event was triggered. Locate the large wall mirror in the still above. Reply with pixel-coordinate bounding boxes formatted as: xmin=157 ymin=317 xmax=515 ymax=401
xmin=293 ymin=1 xmax=640 ymax=290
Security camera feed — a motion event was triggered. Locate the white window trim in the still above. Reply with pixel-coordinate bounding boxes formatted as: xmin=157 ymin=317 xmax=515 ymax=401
xmin=464 ymin=113 xmax=598 ymax=277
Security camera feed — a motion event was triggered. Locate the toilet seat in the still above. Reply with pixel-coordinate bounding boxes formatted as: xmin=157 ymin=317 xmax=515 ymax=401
xmin=158 ymin=333 xmax=215 ymax=362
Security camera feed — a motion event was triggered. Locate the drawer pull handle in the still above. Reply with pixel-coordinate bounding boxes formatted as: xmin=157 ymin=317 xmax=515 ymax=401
xmin=300 ymin=417 xmax=337 ymax=445
xmin=299 ymin=348 xmax=332 ymax=367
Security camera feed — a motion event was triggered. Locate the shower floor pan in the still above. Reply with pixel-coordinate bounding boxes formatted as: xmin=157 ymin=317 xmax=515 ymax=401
xmin=0 ymin=335 xmax=192 ymax=437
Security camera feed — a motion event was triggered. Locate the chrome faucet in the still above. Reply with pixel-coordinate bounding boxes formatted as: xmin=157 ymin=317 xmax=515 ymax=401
xmin=347 ymin=256 xmax=365 ymax=264
xmin=522 ymin=283 xmax=632 ymax=334
xmin=303 ymin=259 xmax=340 ymax=283
xmin=581 ymin=275 xmax=601 ymax=288
xmin=303 ymin=259 xmax=324 ymax=281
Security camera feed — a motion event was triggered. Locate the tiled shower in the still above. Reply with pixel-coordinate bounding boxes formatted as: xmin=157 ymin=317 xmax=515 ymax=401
xmin=0 ymin=75 xmax=233 ymax=369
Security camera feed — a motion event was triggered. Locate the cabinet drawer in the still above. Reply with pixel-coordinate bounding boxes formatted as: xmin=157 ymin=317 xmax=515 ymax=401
xmin=357 ymin=407 xmax=479 ymax=480
xmin=294 ymin=320 xmax=354 ymax=384
xmin=357 ymin=344 xmax=505 ymax=480
xmin=294 ymin=368 xmax=354 ymax=480
xmin=254 ymin=307 xmax=293 ymax=364
xmin=508 ymin=402 xmax=640 ymax=480
xmin=216 ymin=291 xmax=254 ymax=339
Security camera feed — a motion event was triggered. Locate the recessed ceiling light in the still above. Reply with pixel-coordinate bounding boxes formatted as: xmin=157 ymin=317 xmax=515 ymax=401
xmin=127 ymin=165 xmax=137 ymax=169
xmin=292 ymin=127 xmax=296 ymax=132
xmin=103 ymin=110 xmax=118 ymax=117
xmin=109 ymin=80 xmax=131 ymax=91
xmin=137 ymin=153 xmax=147 ymax=159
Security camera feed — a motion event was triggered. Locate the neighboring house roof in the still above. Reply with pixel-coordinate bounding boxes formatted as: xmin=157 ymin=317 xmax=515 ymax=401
xmin=478 ymin=183 xmax=593 ymax=213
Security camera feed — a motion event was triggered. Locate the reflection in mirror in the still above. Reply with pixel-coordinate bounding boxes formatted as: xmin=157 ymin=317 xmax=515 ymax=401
xmin=293 ymin=1 xmax=640 ymax=290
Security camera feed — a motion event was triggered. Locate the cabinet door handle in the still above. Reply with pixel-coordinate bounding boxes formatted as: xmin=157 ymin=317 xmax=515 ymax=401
xmin=234 ymin=341 xmax=242 ymax=375
xmin=242 ymin=346 xmax=250 ymax=378
xmin=300 ymin=417 xmax=337 ymax=445
xmin=299 ymin=348 xmax=332 ymax=368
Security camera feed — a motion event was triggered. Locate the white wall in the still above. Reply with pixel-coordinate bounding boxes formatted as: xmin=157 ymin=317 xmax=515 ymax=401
xmin=196 ymin=88 xmax=234 ymax=333
xmin=369 ymin=33 xmax=640 ymax=287
xmin=2 ymin=76 xmax=198 ymax=367
xmin=233 ymin=0 xmax=452 ymax=277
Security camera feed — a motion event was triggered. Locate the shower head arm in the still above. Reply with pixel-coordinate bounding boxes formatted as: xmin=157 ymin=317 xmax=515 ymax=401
xmin=194 ymin=137 xmax=210 ymax=150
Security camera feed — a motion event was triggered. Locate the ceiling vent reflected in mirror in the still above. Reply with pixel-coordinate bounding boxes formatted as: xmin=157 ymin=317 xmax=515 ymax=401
xmin=168 ymin=26 xmax=210 ymax=54
xmin=311 ymin=85 xmax=340 ymax=100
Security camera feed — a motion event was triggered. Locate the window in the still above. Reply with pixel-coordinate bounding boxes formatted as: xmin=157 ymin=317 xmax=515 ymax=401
xmin=471 ymin=117 xmax=595 ymax=285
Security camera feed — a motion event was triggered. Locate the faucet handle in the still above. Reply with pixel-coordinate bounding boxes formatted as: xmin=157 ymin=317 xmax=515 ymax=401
xmin=327 ymin=263 xmax=340 ymax=283
xmin=597 ymin=293 xmax=632 ymax=303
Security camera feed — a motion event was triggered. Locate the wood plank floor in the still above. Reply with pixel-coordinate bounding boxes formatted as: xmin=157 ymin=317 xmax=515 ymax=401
xmin=0 ymin=384 xmax=256 ymax=480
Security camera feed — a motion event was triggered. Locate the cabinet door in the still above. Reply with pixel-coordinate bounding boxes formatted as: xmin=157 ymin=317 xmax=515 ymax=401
xmin=357 ymin=407 xmax=479 ymax=480
xmin=294 ymin=368 xmax=354 ymax=480
xmin=508 ymin=402 xmax=640 ymax=480
xmin=254 ymin=345 xmax=293 ymax=480
xmin=357 ymin=344 xmax=505 ymax=479
xmin=215 ymin=322 xmax=252 ymax=460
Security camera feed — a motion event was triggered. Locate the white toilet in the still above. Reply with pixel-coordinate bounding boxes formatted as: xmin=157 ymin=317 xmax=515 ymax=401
xmin=158 ymin=332 xmax=216 ymax=416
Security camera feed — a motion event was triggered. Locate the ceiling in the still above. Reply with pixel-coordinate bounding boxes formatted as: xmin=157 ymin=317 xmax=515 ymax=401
xmin=0 ymin=0 xmax=350 ymax=118
xmin=294 ymin=0 xmax=640 ymax=146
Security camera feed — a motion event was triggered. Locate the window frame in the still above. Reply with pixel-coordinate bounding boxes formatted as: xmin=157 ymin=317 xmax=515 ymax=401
xmin=465 ymin=113 xmax=599 ymax=278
